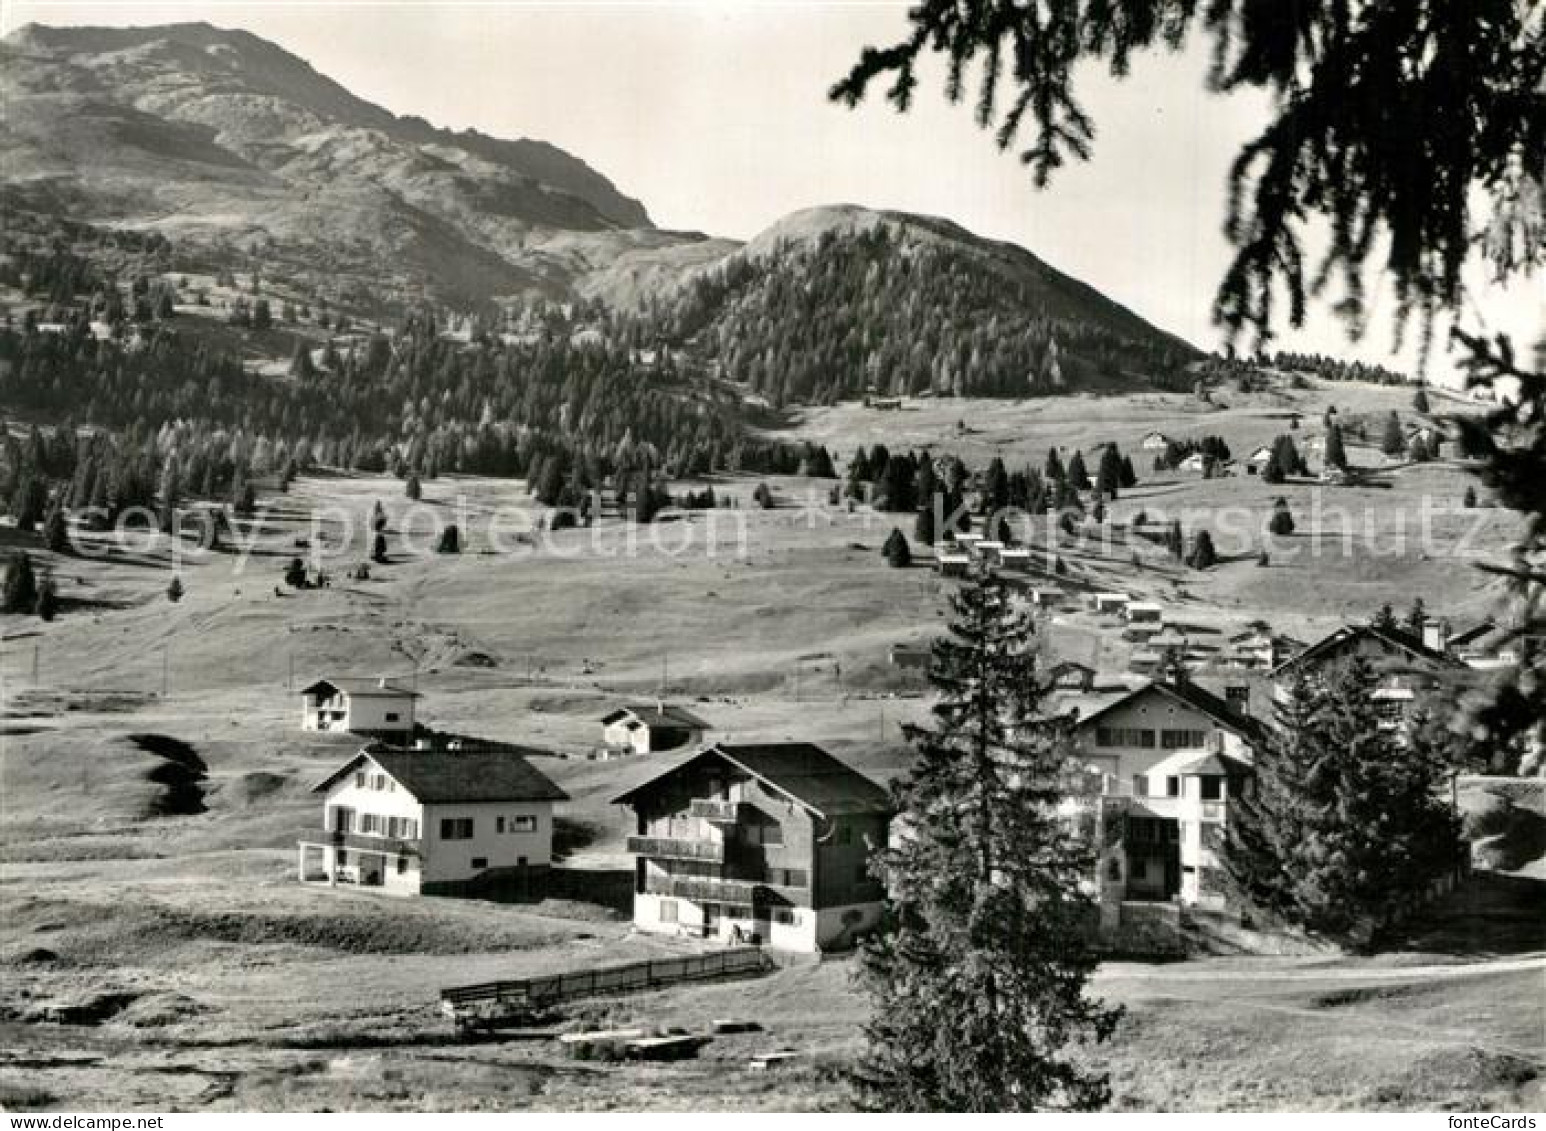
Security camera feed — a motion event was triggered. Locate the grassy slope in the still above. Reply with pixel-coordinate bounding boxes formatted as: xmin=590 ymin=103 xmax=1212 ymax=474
xmin=1 ymin=380 xmax=1539 ymax=1112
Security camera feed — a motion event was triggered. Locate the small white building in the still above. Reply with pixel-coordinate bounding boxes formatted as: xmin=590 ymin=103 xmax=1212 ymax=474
xmin=298 ymin=745 xmax=567 ymax=898
xmin=998 ymin=547 xmax=1033 ymax=570
xmin=1090 ymin=591 xmax=1131 ymax=615
xmin=936 ymin=551 xmax=971 ymax=577
xmin=1125 ymin=601 xmax=1164 ymax=625
xmin=600 ymin=703 xmax=711 ymax=755
xmin=1140 ymin=431 xmax=1170 ymax=451
xmin=300 ymin=677 xmax=419 ymax=737
xmin=1245 ymin=446 xmax=1274 ymax=472
xmin=1177 ymin=452 xmax=1209 ymax=473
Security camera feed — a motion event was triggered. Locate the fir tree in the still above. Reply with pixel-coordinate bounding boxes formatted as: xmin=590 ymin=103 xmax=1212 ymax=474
xmin=883 ymin=527 xmax=912 ymax=568
xmin=1268 ymin=498 xmax=1295 ymax=536
xmin=3 ymin=552 xmax=39 ymax=613
xmin=1372 ymin=603 xmax=1397 ymax=630
xmin=284 ymin=557 xmax=308 ymax=587
xmin=853 ymin=570 xmax=1120 ymax=1111
xmin=167 ymin=575 xmax=185 ymax=603
xmin=1324 ymin=422 xmax=1348 ymax=470
xmin=34 ymin=573 xmax=57 ymax=621
xmin=372 ymin=532 xmax=388 ymax=564
xmin=914 ymin=502 xmax=937 ymax=546
xmin=1463 ymin=486 xmax=1477 ymax=509
xmin=1381 ymin=411 xmax=1406 ymax=456
xmin=437 ymin=524 xmax=461 ymax=554
xmin=1413 ymin=386 xmax=1430 ymax=413
xmin=1404 ymin=597 xmax=1427 ymax=635
xmin=1186 ymin=529 xmax=1218 ymax=570
xmin=42 ymin=500 xmax=70 ymax=554
xmin=1066 ymin=450 xmax=1091 ymax=492
xmin=405 ymin=474 xmax=422 ymax=501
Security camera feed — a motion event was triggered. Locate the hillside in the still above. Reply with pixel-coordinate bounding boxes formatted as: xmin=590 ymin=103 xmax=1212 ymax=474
xmin=0 ymin=23 xmax=1196 ymax=400
xmin=0 ymin=21 xmax=659 ymax=305
xmin=643 ymin=205 xmax=1198 ymax=404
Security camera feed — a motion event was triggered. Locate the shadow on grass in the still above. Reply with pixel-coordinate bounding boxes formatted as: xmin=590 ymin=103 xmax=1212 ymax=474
xmin=1378 ymin=872 xmax=1546 ymax=957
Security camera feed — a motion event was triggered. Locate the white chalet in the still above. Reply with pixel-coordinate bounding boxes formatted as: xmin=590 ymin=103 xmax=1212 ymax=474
xmin=300 ymin=677 xmax=419 ymax=737
xmin=599 ymin=703 xmax=712 ymax=755
xmin=298 ymin=745 xmax=568 ymax=898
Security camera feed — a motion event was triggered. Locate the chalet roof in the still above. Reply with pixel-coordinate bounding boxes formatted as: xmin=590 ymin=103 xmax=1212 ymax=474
xmin=1270 ymin=623 xmax=1463 ymax=678
xmin=1145 ymin=748 xmax=1251 ymax=778
xmin=599 ymin=703 xmax=711 ymax=730
xmin=1447 ymin=620 xmax=1496 ymax=649
xmin=612 ymin=741 xmax=892 ymax=819
xmin=1075 ymin=679 xmax=1262 ymax=744
xmin=312 ymin=747 xmax=568 ymax=805
xmin=301 ymin=677 xmax=419 ymax=699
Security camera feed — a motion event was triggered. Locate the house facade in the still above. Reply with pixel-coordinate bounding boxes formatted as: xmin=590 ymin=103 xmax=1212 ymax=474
xmin=300 ymin=677 xmax=418 ymax=737
xmin=1270 ymin=624 xmax=1462 ymax=728
xmin=599 ymin=703 xmax=711 ymax=755
xmin=1068 ymin=680 xmax=1260 ymax=909
xmin=614 ymin=742 xmax=892 ymax=953
xmin=298 ymin=746 xmax=567 ymax=899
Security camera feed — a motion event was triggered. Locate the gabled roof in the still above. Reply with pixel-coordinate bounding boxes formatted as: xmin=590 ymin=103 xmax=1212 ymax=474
xmin=1270 ymin=623 xmax=1463 ymax=678
xmin=301 ymin=677 xmax=419 ymax=699
xmin=612 ymin=742 xmax=891 ymax=818
xmin=1447 ymin=620 xmax=1496 ymax=649
xmin=1145 ymin=748 xmax=1252 ymax=778
xmin=1075 ymin=679 xmax=1262 ymax=743
xmin=599 ymin=702 xmax=712 ymax=730
xmin=312 ymin=746 xmax=568 ymax=804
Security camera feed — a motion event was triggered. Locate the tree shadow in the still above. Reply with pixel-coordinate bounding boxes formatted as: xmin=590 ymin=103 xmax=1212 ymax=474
xmin=1378 ymin=872 xmax=1546 ymax=957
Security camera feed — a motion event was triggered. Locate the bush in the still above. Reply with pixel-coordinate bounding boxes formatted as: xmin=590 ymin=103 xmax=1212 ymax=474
xmin=752 ymin=482 xmax=774 ymax=509
xmin=167 ymin=576 xmax=185 ymax=603
xmin=284 ymin=557 xmax=308 ymax=587
xmin=436 ymin=524 xmax=461 ymax=554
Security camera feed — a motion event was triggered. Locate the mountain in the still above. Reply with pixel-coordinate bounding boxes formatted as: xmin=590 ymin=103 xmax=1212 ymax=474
xmin=0 ymin=22 xmax=1195 ymax=393
xmin=0 ymin=21 xmax=675 ymax=304
xmin=644 ymin=205 xmax=1198 ymax=401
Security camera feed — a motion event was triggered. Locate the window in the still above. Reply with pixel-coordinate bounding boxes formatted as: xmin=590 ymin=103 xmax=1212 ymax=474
xmin=1165 ymin=776 xmax=1181 ymax=798
xmin=659 ymin=899 xmax=679 ymax=924
xmin=769 ymin=868 xmax=808 ymax=888
xmin=385 ymin=712 xmax=400 ymax=722
xmin=773 ymin=909 xmax=801 ymax=926
xmin=1200 ymin=776 xmax=1224 ymax=801
xmin=496 ymin=816 xmax=504 ymax=834
xmin=359 ymin=813 xmax=377 ymax=835
xmin=336 ymin=849 xmax=348 ymax=865
xmin=1097 ymin=727 xmax=1156 ymax=748
xmin=1132 ymin=775 xmax=1148 ymax=798
xmin=396 ymin=856 xmax=409 ymax=875
xmin=1161 ymin=729 xmax=1209 ymax=749
xmin=440 ymin=818 xmax=474 ymax=840
xmin=511 ymin=814 xmax=538 ymax=833
xmin=354 ymin=772 xmax=366 ymax=788
xmin=471 ymin=857 xmax=488 ymax=869
xmin=1225 ymin=686 xmax=1250 ymax=707
xmin=517 ymin=856 xmax=528 ymax=867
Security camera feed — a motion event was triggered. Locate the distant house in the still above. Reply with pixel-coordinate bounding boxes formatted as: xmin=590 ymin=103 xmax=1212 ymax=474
xmin=298 ymin=745 xmax=567 ymax=898
xmin=1140 ymin=431 xmax=1170 ymax=451
xmin=1128 ymin=648 xmax=1163 ymax=675
xmin=300 ymin=677 xmax=419 ymax=737
xmin=973 ymin=540 xmax=1005 ymax=563
xmin=888 ymin=642 xmax=932 ymax=671
xmin=1090 ymin=591 xmax=1131 ymax=615
xmin=1270 ymin=624 xmax=1462 ymax=728
xmin=1125 ymin=601 xmax=1164 ymax=626
xmin=1047 ymin=660 xmax=1097 ymax=694
xmin=600 ymin=703 xmax=712 ymax=755
xmin=1227 ymin=628 xmax=1289 ymax=670
xmin=1177 ymin=452 xmax=1209 ymax=474
xmin=1244 ymin=446 xmax=1274 ymax=472
xmin=998 ymin=547 xmax=1033 ymax=570
xmin=936 ymin=551 xmax=971 ymax=577
xmin=614 ymin=742 xmax=892 ymax=953
xmin=1027 ymin=586 xmax=1063 ymax=608
xmin=1071 ymin=678 xmax=1260 ymax=785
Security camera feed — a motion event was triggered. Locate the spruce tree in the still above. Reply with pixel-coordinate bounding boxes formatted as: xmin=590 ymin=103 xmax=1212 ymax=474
xmin=437 ymin=524 xmax=461 ymax=554
xmin=854 ymin=570 xmax=1120 ymax=1111
xmin=914 ymin=501 xmax=937 ymax=546
xmin=1324 ymin=422 xmax=1348 ymax=470
xmin=3 ymin=552 xmax=39 ymax=613
xmin=1413 ymin=386 xmax=1430 ymax=413
xmin=42 ymin=501 xmax=70 ymax=554
xmin=34 ymin=574 xmax=57 ymax=621
xmin=166 ymin=575 xmax=185 ymax=603
xmin=883 ymin=527 xmax=912 ymax=568
xmin=1381 ymin=412 xmax=1406 ymax=456
xmin=1268 ymin=498 xmax=1295 ymax=536
xmin=1066 ymin=450 xmax=1091 ymax=492
xmin=1187 ymin=529 xmax=1218 ymax=570
xmin=405 ymin=473 xmax=422 ymax=501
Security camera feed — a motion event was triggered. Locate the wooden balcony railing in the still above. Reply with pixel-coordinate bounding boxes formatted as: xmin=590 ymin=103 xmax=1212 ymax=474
xmin=689 ymin=798 xmax=742 ymax=822
xmin=625 ymin=836 xmax=725 ymax=863
xmin=645 ymin=874 xmax=760 ymax=904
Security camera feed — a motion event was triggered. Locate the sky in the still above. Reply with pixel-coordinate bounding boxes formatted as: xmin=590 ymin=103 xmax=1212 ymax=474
xmin=3 ymin=0 xmax=1539 ymax=381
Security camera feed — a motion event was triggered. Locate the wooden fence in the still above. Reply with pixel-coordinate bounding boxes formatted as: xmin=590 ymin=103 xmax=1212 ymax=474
xmin=440 ymin=946 xmax=773 ymax=1014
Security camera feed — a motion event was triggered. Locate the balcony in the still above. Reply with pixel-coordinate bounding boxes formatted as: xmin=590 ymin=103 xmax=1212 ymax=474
xmin=625 ymin=836 xmax=725 ymax=863
xmin=646 ymin=874 xmax=761 ymax=904
xmin=690 ymin=798 xmax=742 ymax=822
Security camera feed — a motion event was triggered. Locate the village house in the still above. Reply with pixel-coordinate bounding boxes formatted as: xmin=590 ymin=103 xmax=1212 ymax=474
xmin=1027 ymin=586 xmax=1063 ymax=608
xmin=300 ymin=677 xmax=419 ymax=737
xmin=1269 ymin=623 xmax=1462 ymax=728
xmin=1125 ymin=601 xmax=1164 ymax=627
xmin=1090 ymin=591 xmax=1131 ymax=616
xmin=1066 ymin=679 xmax=1261 ymax=908
xmin=298 ymin=745 xmax=567 ymax=899
xmin=1177 ymin=452 xmax=1209 ymax=474
xmin=1244 ymin=445 xmax=1274 ymax=473
xmin=935 ymin=550 xmax=971 ymax=577
xmin=997 ymin=546 xmax=1033 ymax=571
xmin=1046 ymin=660 xmax=1097 ymax=693
xmin=599 ymin=703 xmax=712 ymax=755
xmin=1140 ymin=431 xmax=1170 ymax=450
xmin=613 ymin=742 xmax=892 ymax=953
